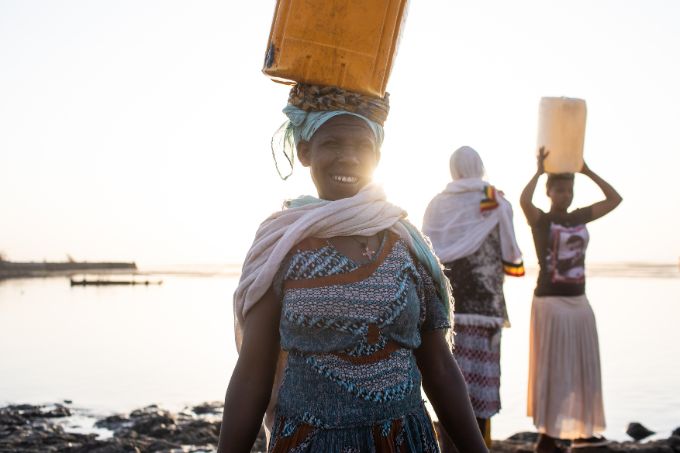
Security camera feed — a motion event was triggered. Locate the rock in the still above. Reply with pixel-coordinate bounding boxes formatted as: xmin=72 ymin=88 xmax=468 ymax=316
xmin=144 ymin=438 xmax=183 ymax=451
xmin=507 ymin=432 xmax=539 ymax=442
xmin=499 ymin=432 xmax=575 ymax=453
xmin=173 ymin=419 xmax=220 ymax=444
xmin=41 ymin=404 xmax=71 ymax=418
xmin=94 ymin=414 xmax=130 ymax=431
xmin=627 ymin=422 xmax=656 ymax=441
xmin=668 ymin=435 xmax=680 ymax=452
xmin=0 ymin=408 xmax=100 ymax=453
xmin=192 ymin=401 xmax=223 ymax=415
xmin=4 ymin=402 xmax=677 ymax=453
xmin=673 ymin=428 xmax=680 ymax=438
xmin=0 ymin=402 xmax=222 ymax=453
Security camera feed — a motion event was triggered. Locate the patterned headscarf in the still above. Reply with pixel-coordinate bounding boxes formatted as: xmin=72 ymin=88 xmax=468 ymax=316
xmin=272 ymin=84 xmax=389 ymax=179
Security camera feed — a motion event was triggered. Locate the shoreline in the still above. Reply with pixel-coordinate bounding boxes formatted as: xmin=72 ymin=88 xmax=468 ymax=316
xmin=1 ymin=402 xmax=677 ymax=453
xmin=0 ymin=261 xmax=137 ymax=279
xmin=1 ymin=261 xmax=677 ymax=281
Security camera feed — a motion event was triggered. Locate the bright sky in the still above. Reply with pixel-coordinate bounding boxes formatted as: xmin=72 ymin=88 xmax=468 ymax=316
xmin=1 ymin=0 xmax=679 ymax=266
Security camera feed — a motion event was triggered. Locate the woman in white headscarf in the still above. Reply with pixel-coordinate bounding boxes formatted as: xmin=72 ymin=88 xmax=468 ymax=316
xmin=422 ymin=146 xmax=525 ymax=447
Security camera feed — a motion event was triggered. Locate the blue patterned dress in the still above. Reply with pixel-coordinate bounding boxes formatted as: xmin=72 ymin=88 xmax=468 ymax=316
xmin=268 ymin=231 xmax=450 ymax=453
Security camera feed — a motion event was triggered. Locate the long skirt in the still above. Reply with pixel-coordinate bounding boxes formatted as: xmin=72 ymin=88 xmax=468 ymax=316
xmin=452 ymin=324 xmax=502 ymax=419
xmin=527 ymin=294 xmax=606 ymax=439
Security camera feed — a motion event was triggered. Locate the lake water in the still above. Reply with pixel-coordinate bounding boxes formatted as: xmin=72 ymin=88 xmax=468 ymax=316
xmin=1 ymin=264 xmax=678 ymax=441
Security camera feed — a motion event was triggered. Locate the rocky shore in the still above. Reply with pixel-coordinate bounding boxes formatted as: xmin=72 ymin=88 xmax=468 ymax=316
xmin=1 ymin=402 xmax=677 ymax=453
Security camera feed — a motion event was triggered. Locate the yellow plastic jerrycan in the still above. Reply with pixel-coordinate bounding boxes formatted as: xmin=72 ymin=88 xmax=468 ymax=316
xmin=262 ymin=0 xmax=409 ymax=98
xmin=537 ymin=97 xmax=587 ymax=174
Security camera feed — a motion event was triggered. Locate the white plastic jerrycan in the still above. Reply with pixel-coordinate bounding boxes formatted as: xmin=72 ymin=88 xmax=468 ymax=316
xmin=537 ymin=97 xmax=587 ymax=173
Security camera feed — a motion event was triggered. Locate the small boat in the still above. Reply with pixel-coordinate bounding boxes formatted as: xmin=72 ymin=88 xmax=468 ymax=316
xmin=70 ymin=278 xmax=163 ymax=287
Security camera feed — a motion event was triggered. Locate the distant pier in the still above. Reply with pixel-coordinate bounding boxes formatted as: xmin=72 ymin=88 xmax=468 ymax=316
xmin=0 ymin=261 xmax=137 ymax=279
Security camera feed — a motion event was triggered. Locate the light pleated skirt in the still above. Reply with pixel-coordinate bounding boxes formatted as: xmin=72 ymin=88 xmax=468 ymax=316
xmin=527 ymin=294 xmax=606 ymax=439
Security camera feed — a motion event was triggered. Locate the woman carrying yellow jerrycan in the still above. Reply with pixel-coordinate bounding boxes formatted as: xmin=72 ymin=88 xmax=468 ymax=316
xmin=218 ymin=84 xmax=488 ymax=453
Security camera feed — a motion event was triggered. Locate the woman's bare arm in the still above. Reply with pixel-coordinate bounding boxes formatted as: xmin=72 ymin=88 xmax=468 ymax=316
xmin=217 ymin=288 xmax=281 ymax=453
xmin=520 ymin=147 xmax=548 ymax=227
xmin=579 ymin=162 xmax=623 ymax=221
xmin=416 ymin=330 xmax=488 ymax=453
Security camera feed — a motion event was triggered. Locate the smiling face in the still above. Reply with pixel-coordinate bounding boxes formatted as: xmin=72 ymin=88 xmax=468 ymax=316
xmin=297 ymin=114 xmax=380 ymax=201
xmin=547 ymin=178 xmax=575 ymax=212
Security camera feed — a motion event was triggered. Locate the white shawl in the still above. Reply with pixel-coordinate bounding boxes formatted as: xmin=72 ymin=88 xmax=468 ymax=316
xmin=234 ymin=182 xmax=447 ymax=350
xmin=422 ymin=178 xmax=523 ymax=266
xmin=233 ymin=183 xmax=452 ymax=435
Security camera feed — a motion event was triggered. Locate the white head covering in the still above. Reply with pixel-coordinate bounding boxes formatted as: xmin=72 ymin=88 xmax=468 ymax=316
xmin=450 ymin=146 xmax=485 ymax=180
xmin=424 ymin=146 xmax=523 ymax=267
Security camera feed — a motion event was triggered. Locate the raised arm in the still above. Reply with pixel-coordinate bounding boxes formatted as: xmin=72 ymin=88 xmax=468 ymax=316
xmin=218 ymin=288 xmax=281 ymax=453
xmin=415 ymin=330 xmax=488 ymax=453
xmin=520 ymin=147 xmax=548 ymax=227
xmin=580 ymin=161 xmax=623 ymax=221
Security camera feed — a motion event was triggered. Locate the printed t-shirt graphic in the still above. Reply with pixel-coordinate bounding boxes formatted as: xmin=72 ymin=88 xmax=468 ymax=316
xmin=548 ymin=223 xmax=589 ymax=283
